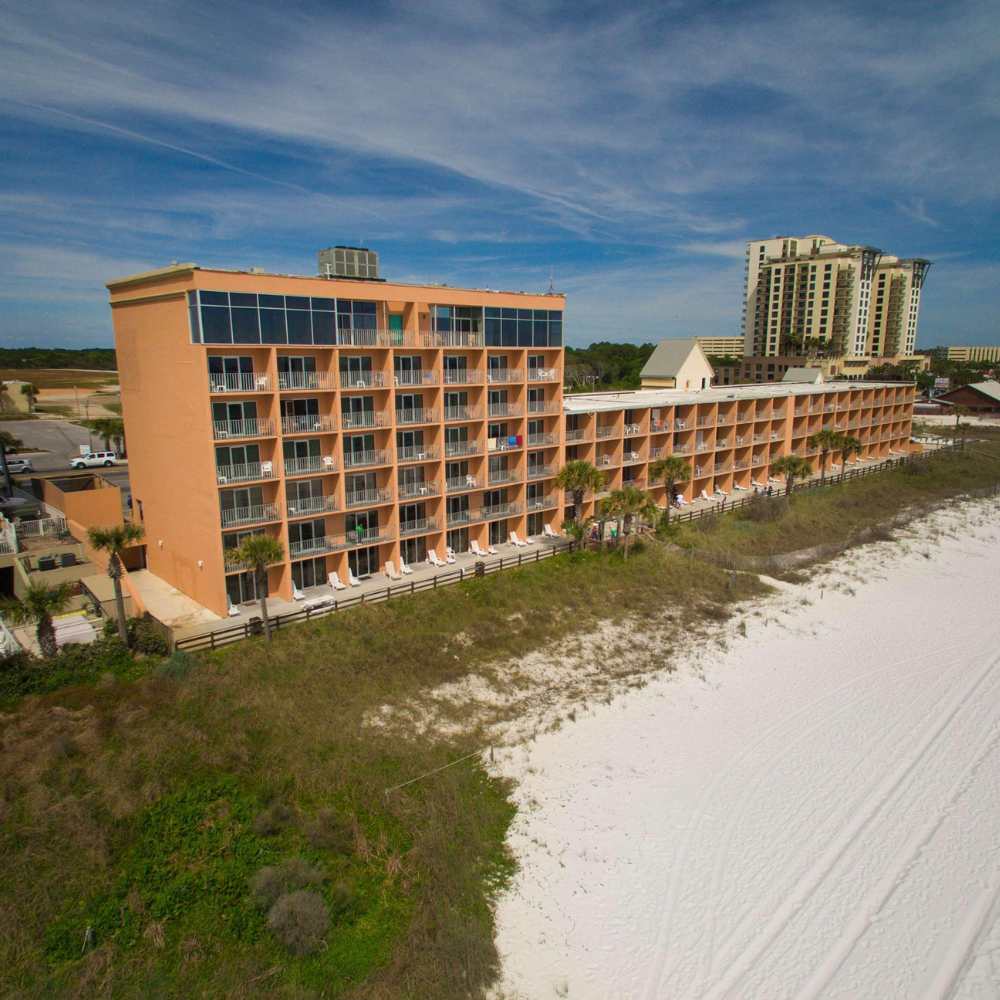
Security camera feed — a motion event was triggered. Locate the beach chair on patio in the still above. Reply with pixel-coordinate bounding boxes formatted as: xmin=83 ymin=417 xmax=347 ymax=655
xmin=400 ymin=559 xmax=413 ymax=575
xmin=293 ymin=586 xmax=305 ymax=601
xmin=428 ymin=550 xmax=445 ymax=567
xmin=699 ymin=489 xmax=712 ymax=501
xmin=329 ymin=571 xmax=346 ymax=591
xmin=385 ymin=561 xmax=402 ymax=581
xmin=510 ymin=531 xmax=527 ymax=547
xmin=470 ymin=540 xmax=486 ymax=557
xmin=445 ymin=547 xmax=457 ymax=564
xmin=347 ymin=568 xmax=362 ymax=587
xmin=543 ymin=523 xmax=560 ymax=539
xmin=228 ymin=604 xmax=240 ymax=617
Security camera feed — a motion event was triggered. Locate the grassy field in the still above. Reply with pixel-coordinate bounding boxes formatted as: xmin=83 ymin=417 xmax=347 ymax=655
xmin=673 ymin=433 xmax=1000 ymax=562
xmin=0 ymin=544 xmax=760 ymax=999
xmin=0 ymin=368 xmax=118 ymax=390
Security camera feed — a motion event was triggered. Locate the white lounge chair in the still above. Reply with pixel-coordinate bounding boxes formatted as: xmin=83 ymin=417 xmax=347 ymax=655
xmin=400 ymin=559 xmax=413 ymax=575
xmin=510 ymin=531 xmax=527 ymax=547
xmin=470 ymin=540 xmax=486 ymax=557
xmin=543 ymin=523 xmax=560 ymax=539
xmin=428 ymin=550 xmax=445 ymax=567
xmin=445 ymin=547 xmax=457 ymax=564
xmin=715 ymin=487 xmax=729 ymax=497
xmin=699 ymin=489 xmax=712 ymax=501
xmin=293 ymin=586 xmax=305 ymax=601
xmin=675 ymin=495 xmax=689 ymax=506
xmin=347 ymin=568 xmax=362 ymax=587
xmin=487 ymin=543 xmax=497 ymax=555
xmin=329 ymin=571 xmax=346 ymax=591
xmin=733 ymin=483 xmax=748 ymax=491
xmin=228 ymin=604 xmax=240 ymax=617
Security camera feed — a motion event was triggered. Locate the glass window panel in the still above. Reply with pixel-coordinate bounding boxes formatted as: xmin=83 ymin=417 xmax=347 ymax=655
xmin=200 ymin=291 xmax=229 ymax=306
xmin=501 ymin=308 xmax=517 ymax=319
xmin=230 ymin=292 xmax=257 ymax=308
xmin=548 ymin=321 xmax=561 ymax=345
xmin=311 ymin=297 xmax=336 ymax=311
xmin=517 ymin=322 xmax=533 ymax=346
xmin=259 ymin=294 xmax=284 ymax=309
xmin=533 ymin=324 xmax=548 ymax=346
xmin=201 ymin=306 xmax=232 ymax=343
xmin=485 ymin=307 xmax=501 ymax=319
xmin=259 ymin=308 xmax=287 ymax=344
xmin=549 ymin=311 xmax=562 ymax=323
xmin=354 ymin=301 xmax=377 ymax=315
xmin=286 ymin=310 xmax=312 ymax=345
xmin=312 ymin=311 xmax=335 ymax=344
xmin=517 ymin=309 xmax=532 ymax=320
xmin=501 ymin=319 xmax=517 ymax=346
xmin=285 ymin=295 xmax=310 ymax=310
xmin=231 ymin=306 xmax=260 ymax=344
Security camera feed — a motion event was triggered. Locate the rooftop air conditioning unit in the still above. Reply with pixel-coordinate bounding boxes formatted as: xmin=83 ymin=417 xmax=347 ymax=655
xmin=318 ymin=246 xmax=380 ymax=280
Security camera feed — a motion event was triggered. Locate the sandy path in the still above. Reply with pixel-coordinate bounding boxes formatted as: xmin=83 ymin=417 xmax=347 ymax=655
xmin=493 ymin=500 xmax=1000 ymax=999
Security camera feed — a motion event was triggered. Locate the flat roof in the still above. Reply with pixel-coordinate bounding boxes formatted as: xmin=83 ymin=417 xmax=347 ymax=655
xmin=563 ymin=381 xmax=911 ymax=413
xmin=106 ymin=262 xmax=563 ymax=300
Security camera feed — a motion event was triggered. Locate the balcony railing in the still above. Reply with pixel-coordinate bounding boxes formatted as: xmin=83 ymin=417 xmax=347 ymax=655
xmin=489 ymin=437 xmax=522 ymax=451
xmin=286 ymin=495 xmax=337 ymax=517
xmin=443 ymin=369 xmax=483 ymax=384
xmin=213 ymin=417 xmax=275 ymax=441
xmin=398 ymin=446 xmax=438 ymax=463
xmin=674 ymin=418 xmax=688 ymax=429
xmin=596 ymin=425 xmax=617 ymax=439
xmin=220 ymin=502 xmax=280 ymax=528
xmin=527 ymin=432 xmax=557 ymax=447
xmin=216 ymin=462 xmax=275 ymax=484
xmin=528 ymin=368 xmax=559 ymax=381
xmin=445 ymin=441 xmax=480 ymax=458
xmin=623 ymin=452 xmax=644 ymax=465
xmin=527 ymin=401 xmax=558 ymax=415
xmin=481 ymin=502 xmax=520 ymax=519
xmin=446 ymin=508 xmax=475 ymax=525
xmin=695 ymin=439 xmax=712 ymax=451
xmin=398 ymin=480 xmax=439 ymax=499
xmin=489 ymin=470 xmax=517 ymax=485
xmin=400 ymin=517 xmax=437 ymax=537
xmin=487 ymin=368 xmax=523 ymax=384
xmin=650 ymin=420 xmax=671 ymax=433
xmin=488 ymin=404 xmax=522 ymax=418
xmin=281 ymin=415 xmax=336 ymax=435
xmin=527 ymin=494 xmax=556 ymax=510
xmin=394 ymin=370 xmax=436 ymax=386
xmin=341 ymin=411 xmax=385 ymax=429
xmin=343 ymin=449 xmax=389 ymax=469
xmin=737 ymin=410 xmax=754 ymax=423
xmin=672 ymin=445 xmax=693 ymax=455
xmin=717 ymin=415 xmax=735 ymax=426
xmin=565 ymin=428 xmax=588 ymax=442
xmin=649 ymin=447 xmax=666 ymax=460
xmin=339 ymin=371 xmax=384 ymax=390
xmin=209 ymin=372 xmax=272 ymax=393
xmin=444 ymin=406 xmax=481 ymax=421
xmin=598 ymin=453 xmax=618 ymax=467
xmin=284 ymin=455 xmax=332 ymax=476
xmin=528 ymin=464 xmax=554 ymax=479
xmin=446 ymin=475 xmax=478 ymax=492
xmin=697 ymin=416 xmax=714 ymax=427
xmin=345 ymin=487 xmax=391 ymax=508
xmin=396 ymin=408 xmax=438 ymax=425
xmin=289 ymin=536 xmax=337 ymax=557
xmin=752 ymin=455 xmax=765 ymax=466
xmin=330 ymin=528 xmax=387 ymax=549
xmin=279 ymin=372 xmax=336 ymax=391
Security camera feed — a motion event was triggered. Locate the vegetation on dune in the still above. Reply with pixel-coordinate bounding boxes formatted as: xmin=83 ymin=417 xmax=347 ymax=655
xmin=0 ymin=348 xmax=117 ymax=371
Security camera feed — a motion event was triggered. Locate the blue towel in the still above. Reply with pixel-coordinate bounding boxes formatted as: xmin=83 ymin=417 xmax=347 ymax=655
xmin=508 ymin=435 xmax=517 ymax=446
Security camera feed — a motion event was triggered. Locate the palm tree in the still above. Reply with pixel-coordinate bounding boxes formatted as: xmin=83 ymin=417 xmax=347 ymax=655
xmin=838 ymin=434 xmax=862 ymax=474
xmin=606 ymin=485 xmax=659 ymax=559
xmin=88 ymin=418 xmax=119 ymax=452
xmin=769 ymin=454 xmax=813 ymax=496
xmin=87 ymin=523 xmax=145 ymax=645
xmin=3 ymin=581 xmax=74 ymax=658
xmin=807 ymin=429 xmax=842 ymax=483
xmin=232 ymin=534 xmax=285 ymax=640
xmin=649 ymin=455 xmax=692 ymax=525
xmin=20 ymin=382 xmax=38 ymax=413
xmin=555 ymin=460 xmax=604 ymax=525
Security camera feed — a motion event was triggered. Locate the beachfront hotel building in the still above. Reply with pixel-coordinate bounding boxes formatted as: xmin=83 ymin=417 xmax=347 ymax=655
xmin=107 ymin=254 xmax=915 ymax=619
xmin=741 ymin=235 xmax=930 ymax=366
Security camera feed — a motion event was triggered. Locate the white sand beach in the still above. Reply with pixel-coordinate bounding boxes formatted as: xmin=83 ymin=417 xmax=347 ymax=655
xmin=493 ymin=497 xmax=1000 ymax=999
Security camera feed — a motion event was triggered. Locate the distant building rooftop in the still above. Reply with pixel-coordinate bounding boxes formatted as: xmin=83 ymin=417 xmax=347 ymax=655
xmin=782 ymin=367 xmax=825 ymax=384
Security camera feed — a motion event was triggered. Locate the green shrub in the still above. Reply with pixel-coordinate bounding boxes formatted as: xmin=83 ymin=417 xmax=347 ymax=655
xmin=304 ymin=808 xmax=354 ymax=853
xmin=250 ymin=858 xmax=325 ymax=910
xmin=267 ymin=890 xmax=329 ymax=956
xmin=251 ymin=802 xmax=295 ymax=837
xmin=104 ymin=617 xmax=170 ymax=655
xmin=154 ymin=650 xmax=194 ymax=680
xmin=739 ymin=495 xmax=789 ymax=523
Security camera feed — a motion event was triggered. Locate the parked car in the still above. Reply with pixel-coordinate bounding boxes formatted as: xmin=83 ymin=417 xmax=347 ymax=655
xmin=4 ymin=457 xmax=33 ymax=474
xmin=70 ymin=451 xmax=118 ymax=469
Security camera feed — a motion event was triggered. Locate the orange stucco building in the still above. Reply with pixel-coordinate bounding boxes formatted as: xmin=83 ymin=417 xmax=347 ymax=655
xmin=108 ymin=257 xmax=914 ymax=621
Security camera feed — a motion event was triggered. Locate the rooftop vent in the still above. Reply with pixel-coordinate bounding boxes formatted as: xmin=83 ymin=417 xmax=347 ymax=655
xmin=318 ymin=245 xmax=380 ymax=281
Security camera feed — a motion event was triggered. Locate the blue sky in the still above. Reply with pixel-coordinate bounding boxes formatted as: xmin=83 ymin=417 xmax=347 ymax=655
xmin=1 ymin=0 xmax=997 ymax=349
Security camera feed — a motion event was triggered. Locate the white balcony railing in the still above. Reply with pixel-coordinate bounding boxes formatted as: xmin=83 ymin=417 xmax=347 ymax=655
xmin=445 ymin=441 xmax=480 ymax=458
xmin=289 ymin=536 xmax=337 ymax=557
xmin=343 ymin=449 xmax=389 ymax=469
xmin=284 ymin=455 xmax=332 ymax=476
xmin=400 ymin=517 xmax=436 ymax=536
xmin=397 ymin=446 xmax=437 ymax=463
xmin=339 ymin=371 xmax=385 ymax=389
xmin=395 ymin=408 xmax=438 ymax=425
xmin=278 ymin=372 xmax=335 ymax=391
xmin=345 ymin=487 xmax=391 ymax=508
xmin=487 ymin=368 xmax=523 ymax=384
xmin=444 ymin=406 xmax=481 ymax=421
xmin=528 ymin=464 xmax=554 ymax=479
xmin=447 ymin=475 xmax=478 ymax=491
xmin=341 ymin=411 xmax=385 ymax=429
xmin=527 ymin=432 xmax=557 ymax=447
xmin=216 ymin=462 xmax=275 ymax=484
xmin=398 ymin=480 xmax=438 ymax=499
xmin=443 ymin=369 xmax=483 ymax=384
xmin=213 ymin=418 xmax=275 ymax=439
xmin=209 ymin=372 xmax=272 ymax=393
xmin=488 ymin=403 xmax=522 ymax=418
xmin=220 ymin=502 xmax=280 ymax=528
xmin=281 ymin=415 xmax=336 ymax=434
xmin=393 ymin=370 xmax=436 ymax=386
xmin=286 ymin=495 xmax=337 ymax=517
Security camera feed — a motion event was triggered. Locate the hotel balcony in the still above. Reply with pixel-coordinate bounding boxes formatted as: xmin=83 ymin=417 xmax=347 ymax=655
xmin=487 ymin=368 xmax=523 ymax=384
xmin=623 ymin=451 xmax=644 ymax=465
xmin=526 ymin=494 xmax=556 ymax=511
xmin=289 ymin=536 xmax=339 ymax=558
xmin=343 ymin=449 xmax=390 ymax=470
xmin=399 ymin=517 xmax=437 ymax=537
xmin=528 ymin=463 xmax=554 ymax=479
xmin=281 ymin=415 xmax=336 ymax=435
xmin=220 ymin=502 xmax=280 ymax=528
xmin=444 ymin=406 xmax=482 ymax=422
xmin=213 ymin=418 xmax=276 ymax=440
xmin=279 ymin=372 xmax=336 ymax=391
xmin=284 ymin=455 xmax=335 ymax=476
xmin=445 ymin=441 xmax=481 ymax=458
xmin=398 ymin=445 xmax=438 ymax=463
xmin=672 ymin=444 xmax=694 ymax=455
xmin=527 ymin=367 xmax=560 ymax=382
xmin=489 ymin=469 xmax=518 ymax=485
xmin=341 ymin=411 xmax=386 ymax=430
xmin=565 ymin=428 xmax=589 ymax=442
xmin=209 ymin=372 xmax=272 ymax=393
xmin=446 ymin=475 xmax=479 ymax=493
xmin=398 ymin=480 xmax=439 ymax=499
xmin=488 ymin=403 xmax=523 ymax=418
xmin=395 ymin=408 xmax=439 ymax=426
xmin=443 ymin=369 xmax=484 ymax=385
xmin=527 ymin=432 xmax=557 ymax=447
xmin=697 ymin=416 xmax=715 ymax=428
xmin=345 ymin=486 xmax=392 ymax=508
xmin=340 ymin=371 xmax=386 ymax=390
xmin=489 ymin=436 xmax=522 ymax=452
xmin=330 ymin=529 xmax=388 ymax=550
xmin=596 ymin=425 xmax=617 ymax=439
xmin=286 ymin=495 xmax=338 ymax=518
xmin=650 ymin=420 xmax=671 ymax=433
xmin=481 ymin=501 xmax=521 ymax=519
xmin=216 ymin=461 xmax=276 ymax=484
xmin=527 ymin=401 xmax=560 ymax=415
xmin=394 ymin=370 xmax=437 ymax=387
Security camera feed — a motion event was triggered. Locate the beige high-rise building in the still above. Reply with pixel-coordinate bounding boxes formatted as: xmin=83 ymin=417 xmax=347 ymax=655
xmin=741 ymin=235 xmax=930 ymax=361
